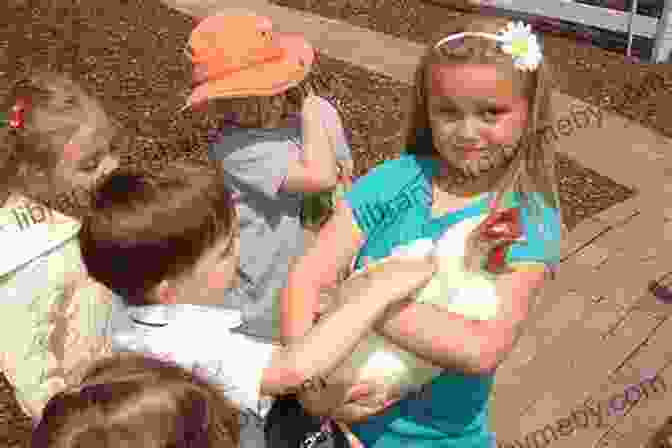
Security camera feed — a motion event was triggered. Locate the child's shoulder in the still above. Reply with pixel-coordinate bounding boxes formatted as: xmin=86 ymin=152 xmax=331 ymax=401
xmin=0 ymin=194 xmax=81 ymax=278
xmin=345 ymin=154 xmax=431 ymax=208
xmin=354 ymin=154 xmax=430 ymax=189
xmin=505 ymin=191 xmax=562 ymax=266
xmin=210 ymin=126 xmax=300 ymax=153
xmin=378 ymin=153 xmax=429 ymax=172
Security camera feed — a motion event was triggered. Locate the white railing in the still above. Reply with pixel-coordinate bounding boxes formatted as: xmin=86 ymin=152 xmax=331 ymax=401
xmin=653 ymin=0 xmax=672 ymax=61
xmin=484 ymin=0 xmax=671 ymax=62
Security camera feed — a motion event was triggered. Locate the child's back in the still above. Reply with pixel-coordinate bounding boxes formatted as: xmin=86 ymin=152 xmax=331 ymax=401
xmin=0 ymin=73 xmax=120 ymax=421
xmin=209 ymin=125 xmax=309 ymax=341
xmin=188 ymin=13 xmax=353 ymax=343
xmin=0 ymin=198 xmax=116 ymax=420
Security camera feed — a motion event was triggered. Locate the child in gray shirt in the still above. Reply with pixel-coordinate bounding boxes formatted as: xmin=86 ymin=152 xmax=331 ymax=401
xmin=185 ymin=13 xmax=355 ymax=448
xmin=208 ymin=97 xmax=352 ymax=343
xmin=187 ymin=13 xmax=353 ymax=344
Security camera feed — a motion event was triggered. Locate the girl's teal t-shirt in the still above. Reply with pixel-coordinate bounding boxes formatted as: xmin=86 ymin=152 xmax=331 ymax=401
xmin=342 ymin=153 xmax=561 ymax=447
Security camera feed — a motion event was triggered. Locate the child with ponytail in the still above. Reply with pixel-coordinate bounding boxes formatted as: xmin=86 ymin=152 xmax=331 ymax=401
xmin=0 ymin=72 xmax=121 ymax=422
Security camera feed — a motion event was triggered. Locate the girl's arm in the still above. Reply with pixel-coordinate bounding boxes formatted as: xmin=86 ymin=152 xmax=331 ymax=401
xmin=260 ymin=256 xmax=436 ymax=397
xmin=372 ymin=268 xmax=547 ymax=373
xmin=280 ymin=200 xmax=364 ymax=345
xmin=282 ymin=94 xmax=339 ymax=193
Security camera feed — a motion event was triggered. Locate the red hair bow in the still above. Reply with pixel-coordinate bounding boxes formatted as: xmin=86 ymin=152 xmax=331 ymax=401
xmin=9 ymin=98 xmax=29 ymax=129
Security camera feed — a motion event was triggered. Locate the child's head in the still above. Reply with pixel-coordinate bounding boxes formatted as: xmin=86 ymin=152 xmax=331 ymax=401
xmin=0 ymin=72 xmax=120 ymax=203
xmin=186 ymin=12 xmax=341 ymax=129
xmin=32 ymin=352 xmax=240 ymax=448
xmin=406 ymin=16 xmax=565 ymax=270
xmin=79 ymin=160 xmax=238 ymax=307
xmin=406 ymin=16 xmax=559 ymax=208
xmin=210 ymin=68 xmax=334 ymax=129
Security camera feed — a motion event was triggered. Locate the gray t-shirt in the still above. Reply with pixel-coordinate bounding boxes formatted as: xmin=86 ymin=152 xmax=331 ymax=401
xmin=208 ymin=126 xmax=313 ymax=342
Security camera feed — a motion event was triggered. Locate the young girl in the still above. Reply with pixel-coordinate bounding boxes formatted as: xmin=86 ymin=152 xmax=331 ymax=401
xmin=185 ymin=12 xmax=354 ymax=344
xmin=78 ymin=161 xmax=434 ymax=448
xmin=282 ymin=16 xmax=566 ymax=447
xmin=0 ymin=72 xmax=121 ymax=422
xmin=32 ymin=352 xmax=242 ymax=448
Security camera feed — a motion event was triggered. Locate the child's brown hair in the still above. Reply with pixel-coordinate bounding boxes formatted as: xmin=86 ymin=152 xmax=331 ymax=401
xmin=212 ymin=56 xmax=342 ymax=129
xmin=79 ymin=160 xmax=236 ymax=306
xmin=405 ymin=15 xmax=567 ymax=271
xmin=0 ymin=72 xmax=119 ymax=203
xmin=32 ymin=352 xmax=241 ymax=448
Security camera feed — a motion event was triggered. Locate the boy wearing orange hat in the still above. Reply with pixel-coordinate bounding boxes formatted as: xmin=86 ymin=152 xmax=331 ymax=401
xmin=184 ymin=11 xmax=355 ymax=448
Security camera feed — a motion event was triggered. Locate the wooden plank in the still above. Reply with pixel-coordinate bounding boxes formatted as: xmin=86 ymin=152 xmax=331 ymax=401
xmin=588 ymin=211 xmax=662 ymax=257
xmin=491 ymin=310 xmax=660 ymax=443
xmin=598 ymin=365 xmax=671 ymax=448
xmin=492 ymin=290 xmax=626 ymax=393
xmin=560 ymin=217 xmax=611 ymax=261
xmin=491 ymin=296 xmax=626 ymax=434
xmin=589 ymin=197 xmax=646 ymax=229
xmin=493 ymin=291 xmax=594 ymax=392
xmin=576 ymin=246 xmax=672 ymax=314
xmin=548 ymin=317 xmax=672 ymax=448
xmin=606 ymin=316 xmax=672 ymax=393
xmin=491 ymin=272 xmax=590 ymax=385
xmin=551 ymin=213 xmax=666 ymax=314
xmin=628 ymin=289 xmax=672 ymax=322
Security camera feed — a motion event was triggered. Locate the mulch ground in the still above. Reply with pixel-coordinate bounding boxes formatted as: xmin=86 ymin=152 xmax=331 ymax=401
xmin=0 ymin=0 xmax=667 ymax=445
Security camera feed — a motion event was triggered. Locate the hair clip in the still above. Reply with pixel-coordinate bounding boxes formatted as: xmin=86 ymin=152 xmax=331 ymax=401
xmin=8 ymin=98 xmax=29 ymax=129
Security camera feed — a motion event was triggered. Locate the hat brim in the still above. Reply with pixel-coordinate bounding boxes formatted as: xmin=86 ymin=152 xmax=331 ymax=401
xmin=188 ymin=61 xmax=309 ymax=105
xmin=187 ymin=31 xmax=315 ymax=105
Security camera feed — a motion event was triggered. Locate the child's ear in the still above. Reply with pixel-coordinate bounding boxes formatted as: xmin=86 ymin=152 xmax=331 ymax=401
xmin=155 ymin=280 xmax=178 ymax=304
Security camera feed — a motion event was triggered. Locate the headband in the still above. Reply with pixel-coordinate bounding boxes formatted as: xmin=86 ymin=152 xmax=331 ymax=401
xmin=434 ymin=21 xmax=543 ymax=72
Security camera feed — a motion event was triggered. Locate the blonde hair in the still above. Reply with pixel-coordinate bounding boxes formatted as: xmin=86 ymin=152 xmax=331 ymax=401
xmin=405 ymin=16 xmax=567 ymax=271
xmin=0 ymin=72 xmax=119 ymax=203
xmin=32 ymin=352 xmax=241 ymax=448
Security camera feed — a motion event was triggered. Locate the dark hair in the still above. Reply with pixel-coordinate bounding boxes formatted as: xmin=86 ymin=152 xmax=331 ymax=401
xmin=79 ymin=160 xmax=235 ymax=306
xmin=32 ymin=352 xmax=241 ymax=448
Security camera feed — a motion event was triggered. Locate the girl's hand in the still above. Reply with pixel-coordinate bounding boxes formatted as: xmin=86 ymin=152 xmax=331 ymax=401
xmin=338 ymin=380 xmax=403 ymax=423
xmin=344 ymin=382 xmax=373 ymax=402
xmin=331 ymin=395 xmax=401 ymax=424
xmin=297 ymin=376 xmax=379 ymax=417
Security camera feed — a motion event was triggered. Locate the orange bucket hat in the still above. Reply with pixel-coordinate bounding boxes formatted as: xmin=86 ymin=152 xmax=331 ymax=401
xmin=184 ymin=11 xmax=315 ymax=108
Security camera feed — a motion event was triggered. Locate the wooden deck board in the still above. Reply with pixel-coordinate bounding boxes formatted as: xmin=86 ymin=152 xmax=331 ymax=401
xmin=491 ymin=306 xmax=661 ymax=444
xmin=548 ymin=317 xmax=672 ymax=448
xmin=629 ymin=288 xmax=672 ymax=322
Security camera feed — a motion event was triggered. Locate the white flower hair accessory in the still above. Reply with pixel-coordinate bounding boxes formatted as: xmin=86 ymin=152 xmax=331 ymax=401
xmin=433 ymin=21 xmax=543 ymax=72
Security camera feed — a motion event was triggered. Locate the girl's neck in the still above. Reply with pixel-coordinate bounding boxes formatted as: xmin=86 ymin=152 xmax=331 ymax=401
xmin=433 ymin=161 xmax=509 ymax=198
